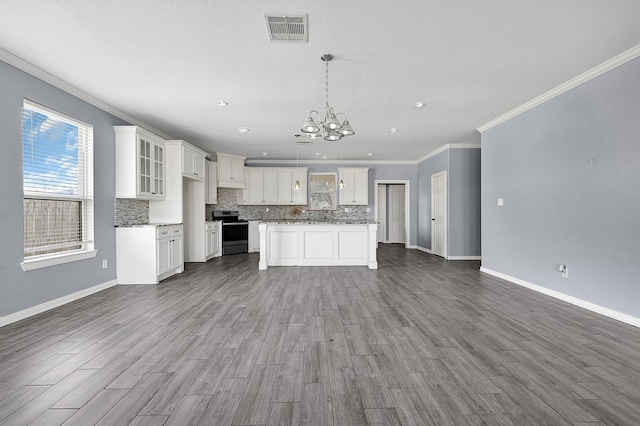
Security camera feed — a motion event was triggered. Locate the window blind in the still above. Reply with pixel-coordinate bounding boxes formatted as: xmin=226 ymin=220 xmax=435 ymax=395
xmin=22 ymin=100 xmax=93 ymax=257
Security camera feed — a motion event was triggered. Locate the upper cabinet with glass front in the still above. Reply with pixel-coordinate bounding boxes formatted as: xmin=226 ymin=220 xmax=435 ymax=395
xmin=114 ymin=126 xmax=166 ymax=199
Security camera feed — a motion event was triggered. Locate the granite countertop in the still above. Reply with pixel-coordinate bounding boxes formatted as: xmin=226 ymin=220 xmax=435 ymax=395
xmin=115 ymin=223 xmax=182 ymax=228
xmin=257 ymin=219 xmax=377 ymax=225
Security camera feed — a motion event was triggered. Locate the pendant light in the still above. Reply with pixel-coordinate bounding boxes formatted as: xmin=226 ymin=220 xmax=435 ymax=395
xmin=339 ymin=150 xmax=345 ymax=189
xmin=295 ymin=143 xmax=301 ymax=190
xmin=301 ymin=54 xmax=355 ymax=141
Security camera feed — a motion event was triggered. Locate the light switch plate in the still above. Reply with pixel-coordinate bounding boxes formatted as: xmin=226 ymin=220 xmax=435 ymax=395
xmin=497 ymin=198 xmax=504 ymax=206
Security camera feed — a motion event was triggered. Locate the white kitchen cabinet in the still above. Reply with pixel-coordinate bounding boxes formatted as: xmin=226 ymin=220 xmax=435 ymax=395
xmin=247 ymin=168 xmax=265 ymax=204
xmin=338 ymin=167 xmax=369 ymax=205
xmin=245 ymin=168 xmax=278 ymax=205
xmin=262 ymin=170 xmax=279 ymax=204
xmin=205 ymin=221 xmax=222 ymax=260
xmin=116 ymin=224 xmax=183 ymax=284
xmin=288 ymin=168 xmax=308 ymax=205
xmin=157 ymin=225 xmax=183 ymax=278
xmin=205 ymin=162 xmax=218 ymax=204
xmin=240 ymin=167 xmax=308 ymax=205
xmin=237 ymin=170 xmax=250 ymax=205
xmin=217 ymin=152 xmax=246 ymax=188
xmin=114 ymin=126 xmax=166 ymax=199
xmin=249 ymin=221 xmax=260 ymax=252
xmin=182 ymin=144 xmax=206 ymax=180
xmin=246 ymin=169 xmax=278 ymax=204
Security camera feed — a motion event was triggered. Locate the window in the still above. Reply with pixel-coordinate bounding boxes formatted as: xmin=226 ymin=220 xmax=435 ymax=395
xmin=309 ymin=173 xmax=337 ymax=210
xmin=21 ymin=100 xmax=96 ymax=270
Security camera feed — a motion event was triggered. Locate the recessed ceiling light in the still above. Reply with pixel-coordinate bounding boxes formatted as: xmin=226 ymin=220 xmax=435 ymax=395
xmin=217 ymin=101 xmax=229 ymax=106
xmin=388 ymin=128 xmax=399 ymax=133
xmin=367 ymin=153 xmax=374 ymax=156
xmin=315 ymin=152 xmax=321 ymax=156
xmin=322 ymin=155 xmax=327 ymax=159
xmin=414 ymin=102 xmax=426 ymax=108
xmin=238 ymin=127 xmax=250 ymax=133
xmin=262 ymin=152 xmax=268 ymax=156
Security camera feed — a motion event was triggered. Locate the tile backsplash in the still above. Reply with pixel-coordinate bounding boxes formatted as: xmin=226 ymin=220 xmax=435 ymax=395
xmin=115 ymin=199 xmax=149 ymax=226
xmin=115 ymin=188 xmax=367 ymax=226
xmin=206 ymin=188 xmax=368 ymax=221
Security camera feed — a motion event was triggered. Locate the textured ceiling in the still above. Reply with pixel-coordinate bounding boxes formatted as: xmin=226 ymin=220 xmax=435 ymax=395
xmin=1 ymin=1 xmax=639 ymax=161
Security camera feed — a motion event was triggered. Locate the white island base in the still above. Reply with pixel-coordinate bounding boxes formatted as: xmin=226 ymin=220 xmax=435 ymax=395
xmin=258 ymin=222 xmax=378 ymax=270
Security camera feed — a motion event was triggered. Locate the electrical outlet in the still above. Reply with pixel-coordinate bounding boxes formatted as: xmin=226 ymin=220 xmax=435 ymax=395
xmin=365 ymin=207 xmax=371 ymax=213
xmin=266 ymin=208 xmax=269 ymax=212
xmin=559 ymin=264 xmax=568 ymax=278
xmin=344 ymin=208 xmax=350 ymax=212
xmin=102 ymin=259 xmax=108 ymax=269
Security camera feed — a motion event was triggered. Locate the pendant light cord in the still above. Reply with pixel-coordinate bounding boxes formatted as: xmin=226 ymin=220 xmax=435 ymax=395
xmin=325 ymin=60 xmax=329 ymax=112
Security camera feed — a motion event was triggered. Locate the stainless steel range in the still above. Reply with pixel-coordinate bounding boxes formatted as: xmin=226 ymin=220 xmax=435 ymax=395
xmin=212 ymin=211 xmax=249 ymax=255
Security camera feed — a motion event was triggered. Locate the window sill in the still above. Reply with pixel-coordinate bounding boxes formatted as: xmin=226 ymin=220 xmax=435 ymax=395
xmin=21 ymin=249 xmax=98 ymax=271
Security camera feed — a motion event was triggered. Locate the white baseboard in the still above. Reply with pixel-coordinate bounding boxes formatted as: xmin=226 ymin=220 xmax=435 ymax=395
xmin=0 ymin=279 xmax=118 ymax=328
xmin=448 ymin=256 xmax=481 ymax=260
xmin=413 ymin=246 xmax=432 ymax=254
xmin=480 ymin=267 xmax=640 ymax=329
xmin=411 ymin=246 xmax=479 ymax=260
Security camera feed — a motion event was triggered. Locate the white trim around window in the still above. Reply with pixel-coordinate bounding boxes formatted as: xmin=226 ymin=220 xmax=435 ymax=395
xmin=21 ymin=249 xmax=98 ymax=271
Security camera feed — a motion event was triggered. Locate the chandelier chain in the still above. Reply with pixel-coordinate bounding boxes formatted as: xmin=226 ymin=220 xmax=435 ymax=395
xmin=325 ymin=60 xmax=330 ymax=111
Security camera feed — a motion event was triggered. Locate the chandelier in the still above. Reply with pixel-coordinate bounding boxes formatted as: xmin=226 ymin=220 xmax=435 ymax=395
xmin=300 ymin=54 xmax=355 ymax=141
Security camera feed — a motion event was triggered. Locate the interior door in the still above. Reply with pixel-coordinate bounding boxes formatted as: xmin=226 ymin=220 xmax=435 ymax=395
xmin=377 ymin=185 xmax=386 ymax=243
xmin=388 ymin=184 xmax=405 ymax=243
xmin=431 ymin=171 xmax=447 ymax=258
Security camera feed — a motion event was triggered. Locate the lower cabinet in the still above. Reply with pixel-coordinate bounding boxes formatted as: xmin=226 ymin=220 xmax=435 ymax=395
xmin=116 ymin=224 xmax=184 ymax=284
xmin=205 ymin=221 xmax=222 ymax=260
xmin=249 ymin=221 xmax=260 ymax=252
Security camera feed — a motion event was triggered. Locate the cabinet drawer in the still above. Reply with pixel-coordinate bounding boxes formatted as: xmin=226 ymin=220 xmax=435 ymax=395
xmin=171 ymin=226 xmax=183 ymax=236
xmin=157 ymin=228 xmax=172 ymax=239
xmin=206 ymin=222 xmax=219 ymax=231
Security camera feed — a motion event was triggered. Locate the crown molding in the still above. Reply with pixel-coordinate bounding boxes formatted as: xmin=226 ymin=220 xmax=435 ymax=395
xmin=414 ymin=143 xmax=481 ymax=164
xmin=477 ymin=43 xmax=640 ymax=133
xmin=0 ymin=47 xmax=173 ymax=140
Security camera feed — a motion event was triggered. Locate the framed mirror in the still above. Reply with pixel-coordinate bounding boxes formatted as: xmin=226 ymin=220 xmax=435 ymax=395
xmin=309 ymin=173 xmax=337 ymax=210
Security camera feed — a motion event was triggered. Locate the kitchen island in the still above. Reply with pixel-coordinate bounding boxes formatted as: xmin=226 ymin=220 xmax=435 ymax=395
xmin=258 ymin=221 xmax=378 ymax=270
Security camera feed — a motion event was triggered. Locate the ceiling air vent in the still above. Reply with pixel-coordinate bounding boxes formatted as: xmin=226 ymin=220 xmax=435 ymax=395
xmin=265 ymin=14 xmax=308 ymax=42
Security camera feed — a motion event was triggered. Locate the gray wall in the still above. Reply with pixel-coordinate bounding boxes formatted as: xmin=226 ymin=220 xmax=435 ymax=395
xmin=481 ymin=56 xmax=640 ymax=318
xmin=415 ymin=147 xmax=481 ymax=256
xmin=0 ymin=60 xmax=126 ymax=317
xmin=449 ymin=148 xmax=481 ymax=257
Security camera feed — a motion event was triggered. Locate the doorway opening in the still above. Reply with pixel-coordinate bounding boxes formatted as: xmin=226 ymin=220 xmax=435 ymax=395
xmin=374 ymin=180 xmax=410 ymax=248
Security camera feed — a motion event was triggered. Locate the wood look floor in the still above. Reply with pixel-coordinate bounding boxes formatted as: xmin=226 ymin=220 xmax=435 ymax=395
xmin=1 ymin=245 xmax=640 ymax=425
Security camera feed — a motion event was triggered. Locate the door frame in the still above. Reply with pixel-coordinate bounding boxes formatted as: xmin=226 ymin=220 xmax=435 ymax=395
xmin=374 ymin=180 xmax=410 ymax=249
xmin=377 ymin=185 xmax=387 ymax=243
xmin=431 ymin=171 xmax=448 ymax=259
